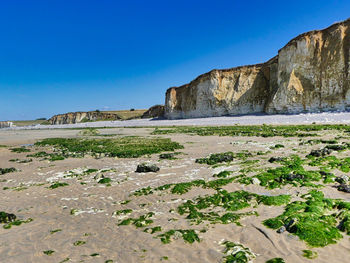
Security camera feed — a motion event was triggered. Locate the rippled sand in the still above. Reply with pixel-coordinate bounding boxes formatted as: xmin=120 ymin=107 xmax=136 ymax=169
xmin=1 ymin=127 xmax=350 ymax=263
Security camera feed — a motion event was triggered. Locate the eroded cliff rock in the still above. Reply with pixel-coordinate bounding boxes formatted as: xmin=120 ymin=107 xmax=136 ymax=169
xmin=0 ymin=122 xmax=14 ymax=128
xmin=49 ymin=111 xmax=120 ymax=125
xmin=165 ymin=18 xmax=350 ymax=119
xmin=142 ymin=105 xmax=165 ymax=119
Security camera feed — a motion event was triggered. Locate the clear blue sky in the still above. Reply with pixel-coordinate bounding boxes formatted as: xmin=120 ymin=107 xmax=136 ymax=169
xmin=1 ymin=0 xmax=349 ymax=120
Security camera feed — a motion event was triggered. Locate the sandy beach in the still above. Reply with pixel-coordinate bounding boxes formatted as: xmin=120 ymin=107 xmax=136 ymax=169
xmin=3 ymin=111 xmax=350 ymax=131
xmin=1 ymin=122 xmax=350 ymax=263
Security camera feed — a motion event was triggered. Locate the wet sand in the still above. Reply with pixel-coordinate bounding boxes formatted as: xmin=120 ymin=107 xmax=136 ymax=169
xmin=1 ymin=127 xmax=350 ymax=263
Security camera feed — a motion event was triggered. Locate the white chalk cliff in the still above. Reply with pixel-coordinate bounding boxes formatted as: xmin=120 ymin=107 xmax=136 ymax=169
xmin=165 ymin=18 xmax=350 ymax=119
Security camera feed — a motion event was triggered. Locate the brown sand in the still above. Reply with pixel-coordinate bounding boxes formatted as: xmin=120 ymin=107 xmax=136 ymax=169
xmin=0 ymin=127 xmax=349 ymax=263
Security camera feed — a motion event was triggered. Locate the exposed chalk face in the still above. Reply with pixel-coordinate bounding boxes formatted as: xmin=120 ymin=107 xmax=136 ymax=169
xmin=0 ymin=122 xmax=13 ymax=128
xmin=49 ymin=111 xmax=120 ymax=124
xmin=165 ymin=18 xmax=350 ymax=119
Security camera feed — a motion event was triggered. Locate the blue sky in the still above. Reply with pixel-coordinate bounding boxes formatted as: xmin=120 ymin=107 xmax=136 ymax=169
xmin=1 ymin=0 xmax=349 ymax=120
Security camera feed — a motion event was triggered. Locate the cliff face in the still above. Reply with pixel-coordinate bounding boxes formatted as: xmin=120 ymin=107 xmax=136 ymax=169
xmin=142 ymin=105 xmax=165 ymax=119
xmin=165 ymin=18 xmax=350 ymax=119
xmin=166 ymin=58 xmax=278 ymax=119
xmin=49 ymin=111 xmax=120 ymax=125
xmin=0 ymin=122 xmax=13 ymax=128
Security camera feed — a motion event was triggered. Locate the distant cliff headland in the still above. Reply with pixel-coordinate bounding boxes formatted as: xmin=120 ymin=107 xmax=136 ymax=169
xmin=48 ymin=106 xmax=165 ymax=125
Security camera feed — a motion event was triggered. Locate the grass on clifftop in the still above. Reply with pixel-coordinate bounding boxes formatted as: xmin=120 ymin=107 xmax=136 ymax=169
xmin=34 ymin=136 xmax=183 ymax=158
xmin=153 ymin=124 xmax=350 ymax=137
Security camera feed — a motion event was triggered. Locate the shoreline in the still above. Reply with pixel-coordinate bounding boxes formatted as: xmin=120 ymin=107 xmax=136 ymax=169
xmin=3 ymin=111 xmax=350 ymax=130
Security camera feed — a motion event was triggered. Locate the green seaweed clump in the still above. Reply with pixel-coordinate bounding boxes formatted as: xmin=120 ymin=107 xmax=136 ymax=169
xmin=270 ymin=144 xmax=284 ymax=149
xmin=35 ymin=137 xmax=183 ymax=158
xmin=213 ymin=171 xmax=232 ymax=178
xmin=265 ymin=258 xmax=285 ymax=263
xmin=10 ymin=147 xmax=30 ymax=153
xmin=157 ymin=229 xmax=200 ymax=244
xmin=0 ymin=167 xmax=17 ymax=175
xmin=98 ymin=177 xmax=112 ymax=184
xmin=196 ymin=152 xmax=252 ymax=165
xmin=118 ymin=212 xmax=155 ymax=228
xmin=177 ymin=190 xmax=289 ymax=225
xmin=144 ymin=226 xmax=162 ymax=234
xmin=134 ymin=179 xmax=208 ymax=196
xmin=302 ymin=249 xmax=318 ymax=259
xmin=113 ymin=209 xmax=132 ymax=216
xmin=50 ymin=229 xmax=62 ymax=234
xmin=73 ymin=240 xmax=86 ymax=246
xmin=159 ymin=153 xmax=179 ymax=160
xmin=239 ymin=155 xmax=330 ymax=189
xmin=168 ymin=179 xmax=206 ymax=194
xmin=49 ymin=182 xmax=69 ymax=189
xmin=309 ymin=155 xmax=350 ymax=173
xmin=78 ymin=128 xmax=100 ymax=136
xmin=27 ymin=151 xmax=50 ymax=158
xmin=0 ymin=211 xmax=16 ymax=223
xmin=9 ymin=158 xmax=32 ymax=163
xmin=263 ymin=190 xmax=350 ymax=247
xmin=133 ymin=186 xmax=153 ymax=196
xmin=221 ymin=241 xmax=256 ymax=263
xmin=43 ymin=250 xmax=55 ymax=255
xmin=257 ymin=195 xmax=291 ymax=206
xmin=27 ymin=151 xmax=65 ymax=161
xmin=2 ymin=217 xmax=33 ymax=229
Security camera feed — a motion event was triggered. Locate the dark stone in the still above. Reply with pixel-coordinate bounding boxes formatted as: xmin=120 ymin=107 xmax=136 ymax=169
xmin=0 ymin=167 xmax=17 ymax=175
xmin=335 ymin=175 xmax=349 ymax=184
xmin=286 ymin=173 xmax=304 ymax=181
xmin=285 ymin=218 xmax=298 ymax=233
xmin=325 ymin=145 xmax=346 ymax=151
xmin=159 ymin=153 xmax=175 ymax=159
xmin=307 ymin=148 xmax=333 ymax=157
xmin=337 ymin=184 xmax=350 ymax=193
xmin=277 ymin=226 xmax=286 ymax=233
xmin=319 ymin=171 xmax=333 ymax=176
xmin=136 ymin=163 xmax=160 ymax=173
xmin=268 ymin=157 xmax=285 ymax=163
xmin=0 ymin=211 xmax=16 ymax=223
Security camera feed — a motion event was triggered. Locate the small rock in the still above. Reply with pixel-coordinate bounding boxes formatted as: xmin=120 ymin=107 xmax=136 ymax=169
xmin=335 ymin=175 xmax=349 ymax=184
xmin=286 ymin=173 xmax=304 ymax=181
xmin=308 ymin=147 xmax=333 ymax=157
xmin=268 ymin=157 xmax=285 ymax=163
xmin=277 ymin=226 xmax=286 ymax=233
xmin=326 ymin=144 xmax=346 ymax=151
xmin=159 ymin=153 xmax=175 ymax=159
xmin=337 ymin=184 xmax=350 ymax=193
xmin=94 ymin=174 xmax=105 ymax=180
xmin=136 ymin=163 xmax=160 ymax=173
xmin=0 ymin=211 xmax=16 ymax=223
xmin=173 ymin=231 xmax=182 ymax=240
xmin=285 ymin=218 xmax=298 ymax=232
xmin=319 ymin=171 xmax=333 ymax=176
xmin=252 ymin=178 xmax=261 ymax=185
